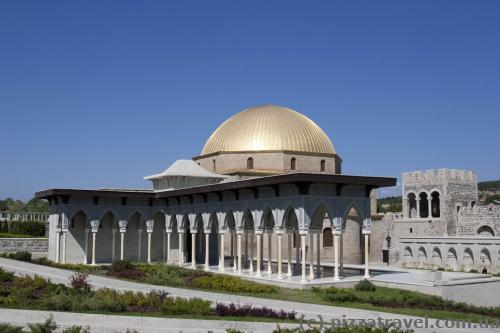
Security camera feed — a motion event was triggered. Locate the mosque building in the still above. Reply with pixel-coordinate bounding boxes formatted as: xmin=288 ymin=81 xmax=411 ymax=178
xmin=36 ymin=105 xmax=396 ymax=283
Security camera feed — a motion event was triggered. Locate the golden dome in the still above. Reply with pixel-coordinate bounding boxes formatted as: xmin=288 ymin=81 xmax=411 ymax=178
xmin=201 ymin=105 xmax=336 ymax=155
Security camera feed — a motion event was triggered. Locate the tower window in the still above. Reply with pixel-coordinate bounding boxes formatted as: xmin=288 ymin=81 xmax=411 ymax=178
xmin=247 ymin=157 xmax=254 ymax=169
xmin=320 ymin=159 xmax=326 ymax=172
xmin=212 ymin=159 xmax=216 ymax=171
xmin=291 ymin=157 xmax=296 ymax=171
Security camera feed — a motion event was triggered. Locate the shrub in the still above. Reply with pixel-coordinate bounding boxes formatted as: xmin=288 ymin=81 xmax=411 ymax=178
xmin=215 ymin=303 xmax=296 ymax=320
xmin=139 ymin=264 xmax=191 ymax=287
xmin=62 ymin=326 xmax=90 ymax=333
xmin=323 ymin=288 xmax=360 ymax=303
xmin=0 ymin=268 xmax=14 ymax=282
xmin=0 ymin=322 xmax=24 ymax=333
xmin=7 ymin=251 xmax=32 ymax=262
xmin=160 ymin=297 xmax=211 ymax=316
xmin=27 ymin=315 xmax=58 ymax=333
xmin=69 ymin=271 xmax=91 ymax=293
xmin=110 ymin=260 xmax=134 ymax=272
xmin=8 ymin=221 xmax=46 ymax=237
xmin=354 ymin=279 xmax=376 ymax=292
xmin=107 ymin=261 xmax=144 ymax=280
xmin=192 ymin=275 xmax=277 ymax=294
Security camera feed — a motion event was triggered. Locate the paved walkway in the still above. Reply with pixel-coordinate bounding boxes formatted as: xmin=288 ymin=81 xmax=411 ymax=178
xmin=0 ymin=308 xmax=293 ymax=333
xmin=0 ymin=258 xmax=498 ymax=333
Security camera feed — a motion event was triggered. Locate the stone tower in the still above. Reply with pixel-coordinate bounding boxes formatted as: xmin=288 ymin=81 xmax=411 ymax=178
xmin=402 ymin=169 xmax=478 ymax=235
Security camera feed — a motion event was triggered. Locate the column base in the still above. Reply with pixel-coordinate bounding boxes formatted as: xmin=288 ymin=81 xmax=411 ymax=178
xmin=364 ymin=274 xmax=370 ymax=279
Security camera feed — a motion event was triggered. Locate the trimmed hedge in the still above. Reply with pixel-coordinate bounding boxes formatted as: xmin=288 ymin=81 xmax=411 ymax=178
xmin=0 ymin=221 xmax=46 ymax=237
xmin=192 ymin=274 xmax=278 ymax=294
xmin=320 ymin=287 xmax=500 ymax=317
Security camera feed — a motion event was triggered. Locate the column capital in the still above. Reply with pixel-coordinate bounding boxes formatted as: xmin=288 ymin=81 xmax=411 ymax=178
xmin=165 ymin=228 xmax=173 ymax=234
xmin=190 ymin=229 xmax=198 ymax=234
xmin=274 ymin=228 xmax=285 ymax=235
xmin=362 ymin=229 xmax=371 ymax=235
xmin=84 ymin=228 xmax=90 ymax=233
xmin=118 ymin=220 xmax=127 ymax=233
xmin=177 ymin=229 xmax=185 ymax=234
xmin=255 ymin=229 xmax=264 ymax=235
xmin=204 ymin=228 xmax=211 ymax=234
xmin=332 ymin=229 xmax=343 ymax=235
xmin=90 ymin=219 xmax=100 ymax=233
xmin=145 ymin=220 xmax=154 ymax=233
xmin=299 ymin=229 xmax=309 ymax=235
xmin=236 ymin=229 xmax=245 ymax=235
xmin=218 ymin=229 xmax=227 ymax=234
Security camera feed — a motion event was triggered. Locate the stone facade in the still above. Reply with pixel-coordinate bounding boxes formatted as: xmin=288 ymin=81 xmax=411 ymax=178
xmin=0 ymin=238 xmax=48 ymax=254
xmin=380 ymin=169 xmax=500 ymax=273
xmin=194 ymin=151 xmax=340 ymax=176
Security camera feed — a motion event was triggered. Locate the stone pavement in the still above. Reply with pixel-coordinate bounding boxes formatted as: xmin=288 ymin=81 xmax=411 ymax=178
xmin=0 ymin=258 xmax=498 ymax=333
xmin=0 ymin=308 xmax=293 ymax=333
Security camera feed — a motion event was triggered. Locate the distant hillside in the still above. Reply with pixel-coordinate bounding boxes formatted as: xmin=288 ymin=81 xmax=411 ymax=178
xmin=478 ymin=180 xmax=500 ymax=204
xmin=377 ymin=196 xmax=402 ymax=214
xmin=377 ymin=180 xmax=500 ymax=213
xmin=478 ymin=180 xmax=500 ymax=191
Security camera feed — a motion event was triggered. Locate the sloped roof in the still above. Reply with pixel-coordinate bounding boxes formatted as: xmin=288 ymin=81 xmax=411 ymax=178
xmin=144 ymin=159 xmax=229 ymax=180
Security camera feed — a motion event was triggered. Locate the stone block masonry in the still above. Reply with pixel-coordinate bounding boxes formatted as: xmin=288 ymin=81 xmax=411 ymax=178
xmin=0 ymin=238 xmax=48 ymax=254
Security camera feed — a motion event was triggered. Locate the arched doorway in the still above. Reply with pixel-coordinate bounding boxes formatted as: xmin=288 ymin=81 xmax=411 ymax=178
xmin=67 ymin=210 xmax=88 ymax=263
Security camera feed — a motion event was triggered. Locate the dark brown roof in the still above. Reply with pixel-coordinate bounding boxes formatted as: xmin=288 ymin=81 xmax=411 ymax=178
xmin=35 ymin=172 xmax=396 ymax=200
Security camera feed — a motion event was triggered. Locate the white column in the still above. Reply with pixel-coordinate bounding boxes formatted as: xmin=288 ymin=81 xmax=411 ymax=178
xmin=219 ymin=231 xmax=225 ymax=273
xmin=111 ymin=229 xmax=117 ymax=262
xmin=166 ymin=230 xmax=171 ymax=263
xmin=363 ymin=231 xmax=370 ymax=279
xmin=333 ymin=231 xmax=340 ymax=280
xmin=416 ymin=199 xmax=421 ymax=217
xmin=118 ymin=220 xmax=127 ymax=262
xmin=191 ymin=231 xmax=196 ymax=268
xmin=287 ymin=232 xmax=292 ymax=277
xmin=295 ymin=232 xmax=300 ymax=274
xmin=316 ymin=231 xmax=321 ymax=279
xmin=232 ymin=233 xmax=237 ymax=270
xmin=301 ymin=233 xmax=307 ymax=282
xmin=267 ymin=231 xmax=272 ymax=274
xmin=91 ymin=231 xmax=97 ymax=266
xmin=120 ymin=231 xmax=125 ymax=261
xmin=147 ymin=231 xmax=152 ymax=263
xmin=138 ymin=229 xmax=143 ymax=261
xmin=244 ymin=232 xmax=248 ymax=269
xmin=55 ymin=230 xmax=61 ymax=263
xmin=256 ymin=231 xmax=262 ymax=276
xmin=84 ymin=228 xmax=90 ymax=264
xmin=178 ymin=230 xmax=184 ymax=265
xmin=276 ymin=230 xmax=283 ymax=279
xmin=428 ymin=198 xmax=432 ymax=217
xmin=204 ymin=230 xmax=210 ymax=271
xmin=237 ymin=231 xmax=243 ymax=274
xmin=249 ymin=233 xmax=254 ymax=272
xmin=61 ymin=231 xmax=67 ymax=264
xmin=308 ymin=232 xmax=314 ymax=280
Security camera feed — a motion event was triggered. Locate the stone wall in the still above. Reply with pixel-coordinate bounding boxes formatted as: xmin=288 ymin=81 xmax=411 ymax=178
xmin=458 ymin=204 xmax=500 ymax=236
xmin=399 ymin=236 xmax=500 ymax=273
xmin=0 ymin=238 xmax=48 ymax=254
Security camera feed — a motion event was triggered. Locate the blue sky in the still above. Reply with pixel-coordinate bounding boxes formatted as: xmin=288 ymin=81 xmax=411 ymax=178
xmin=1 ymin=1 xmax=499 ymax=200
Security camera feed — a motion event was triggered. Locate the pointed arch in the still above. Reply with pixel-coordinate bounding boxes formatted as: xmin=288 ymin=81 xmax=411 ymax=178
xmin=69 ymin=208 xmax=91 ymax=223
xmin=260 ymin=207 xmax=275 ymax=230
xmin=208 ymin=212 xmax=219 ymax=230
xmin=432 ymin=247 xmax=442 ymax=267
xmin=241 ymin=209 xmax=254 ymax=230
xmin=224 ymin=211 xmax=236 ymax=230
xmin=341 ymin=201 xmax=364 ymax=230
xmin=69 ymin=209 xmax=89 ymax=229
xmin=310 ymin=202 xmax=332 ymax=230
xmin=127 ymin=209 xmax=144 ymax=222
xmin=282 ymin=204 xmax=299 ymax=230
